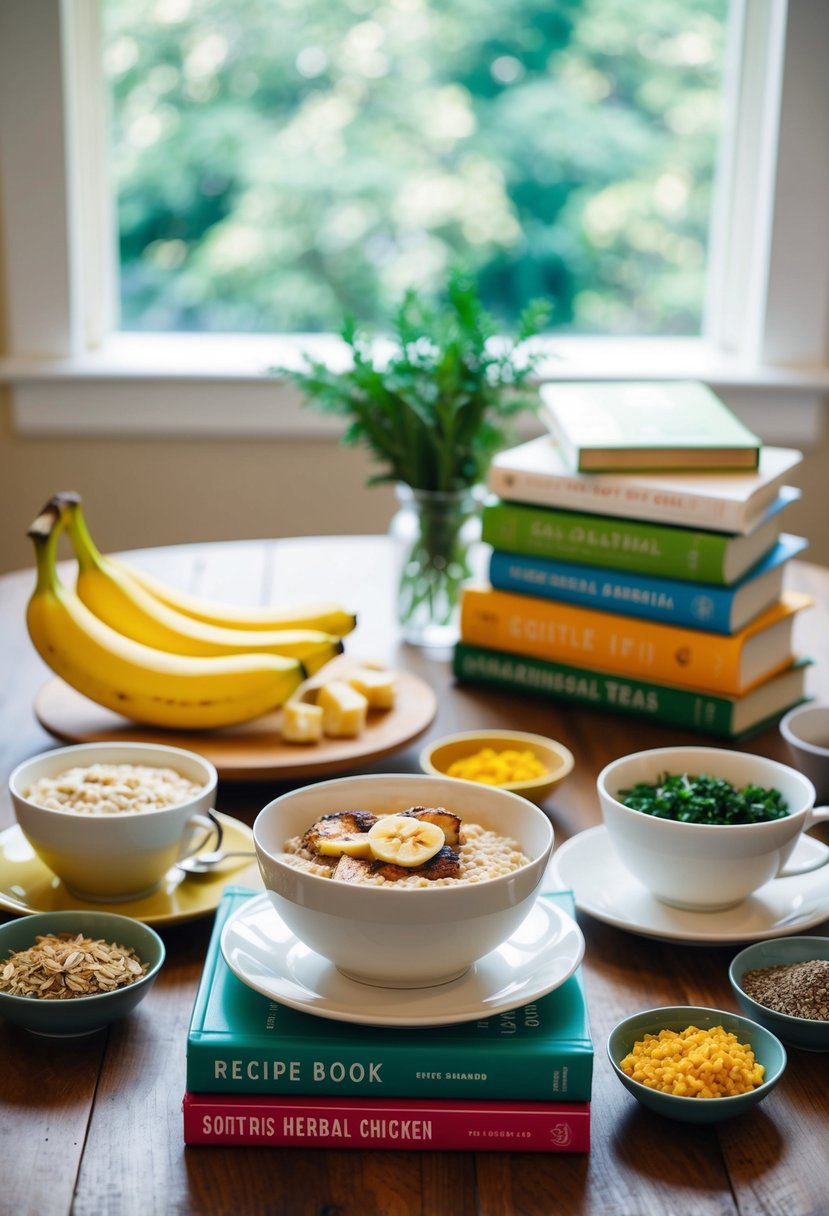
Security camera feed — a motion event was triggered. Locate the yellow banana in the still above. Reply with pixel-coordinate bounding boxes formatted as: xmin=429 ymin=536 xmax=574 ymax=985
xmin=26 ymin=501 xmax=306 ymax=730
xmin=56 ymin=495 xmax=343 ymax=676
xmin=122 ymin=562 xmax=357 ymax=638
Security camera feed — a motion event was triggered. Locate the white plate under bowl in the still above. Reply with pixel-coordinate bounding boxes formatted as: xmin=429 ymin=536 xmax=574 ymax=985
xmin=549 ymin=825 xmax=829 ymax=945
xmin=220 ymin=892 xmax=585 ymax=1028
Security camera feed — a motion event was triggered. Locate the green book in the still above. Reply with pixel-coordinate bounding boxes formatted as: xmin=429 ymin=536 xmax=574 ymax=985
xmin=453 ymin=643 xmax=811 ymax=740
xmin=481 ymin=495 xmax=792 ymax=585
xmin=187 ymin=888 xmax=593 ymax=1101
xmin=539 ymin=381 xmax=762 ymax=472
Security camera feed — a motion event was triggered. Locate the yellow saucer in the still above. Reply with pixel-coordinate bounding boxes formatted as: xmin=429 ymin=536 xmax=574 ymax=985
xmin=0 ymin=813 xmax=259 ymax=925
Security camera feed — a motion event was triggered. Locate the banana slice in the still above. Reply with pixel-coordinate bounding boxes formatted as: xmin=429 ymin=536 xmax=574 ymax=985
xmin=366 ymin=814 xmax=445 ymax=867
xmin=316 ymin=833 xmax=374 ymax=859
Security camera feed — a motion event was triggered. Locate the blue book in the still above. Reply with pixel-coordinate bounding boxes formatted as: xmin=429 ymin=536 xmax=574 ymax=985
xmin=488 ymin=533 xmax=808 ymax=635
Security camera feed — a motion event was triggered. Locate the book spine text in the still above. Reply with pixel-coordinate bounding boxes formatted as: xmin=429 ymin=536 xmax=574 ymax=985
xmin=453 ymin=643 xmax=739 ymax=735
xmin=459 ymin=586 xmax=753 ymax=692
xmin=482 ymin=502 xmax=730 ymax=583
xmin=488 ymin=550 xmax=741 ymax=632
xmin=182 ymin=1094 xmax=591 ymax=1153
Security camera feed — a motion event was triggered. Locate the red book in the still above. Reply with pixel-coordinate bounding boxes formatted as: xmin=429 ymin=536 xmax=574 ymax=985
xmin=182 ymin=1092 xmax=590 ymax=1153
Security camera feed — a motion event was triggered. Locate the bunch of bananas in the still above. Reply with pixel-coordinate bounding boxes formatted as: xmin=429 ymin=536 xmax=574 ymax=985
xmin=25 ymin=493 xmax=357 ymax=731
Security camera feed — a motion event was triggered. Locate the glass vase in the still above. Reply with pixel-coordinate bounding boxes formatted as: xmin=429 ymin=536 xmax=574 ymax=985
xmin=390 ymin=483 xmax=484 ymax=648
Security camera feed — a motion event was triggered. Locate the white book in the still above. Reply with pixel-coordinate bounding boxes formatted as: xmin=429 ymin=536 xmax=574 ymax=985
xmin=488 ymin=437 xmax=802 ymax=534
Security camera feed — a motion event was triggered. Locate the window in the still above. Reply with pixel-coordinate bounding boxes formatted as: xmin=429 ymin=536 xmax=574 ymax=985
xmin=104 ymin=0 xmax=727 ymax=338
xmin=1 ymin=0 xmax=828 ymax=439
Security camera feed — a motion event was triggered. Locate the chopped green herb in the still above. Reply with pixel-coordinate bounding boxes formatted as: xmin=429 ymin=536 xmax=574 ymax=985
xmin=619 ymin=772 xmax=789 ymax=825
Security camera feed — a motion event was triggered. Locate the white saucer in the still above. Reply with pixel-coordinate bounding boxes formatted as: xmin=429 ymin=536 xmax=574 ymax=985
xmin=549 ymin=825 xmax=829 ymax=945
xmin=220 ymin=892 xmax=585 ymax=1028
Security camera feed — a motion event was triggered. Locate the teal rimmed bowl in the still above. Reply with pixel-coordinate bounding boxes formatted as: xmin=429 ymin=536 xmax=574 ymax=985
xmin=0 ymin=910 xmax=165 ymax=1036
xmin=607 ymin=1005 xmax=786 ymax=1123
xmin=729 ymin=937 xmax=829 ymax=1052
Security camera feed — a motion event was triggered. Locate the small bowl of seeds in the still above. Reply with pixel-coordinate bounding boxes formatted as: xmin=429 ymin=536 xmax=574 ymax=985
xmin=0 ymin=909 xmax=164 ymax=1037
xmin=729 ymin=937 xmax=829 ymax=1052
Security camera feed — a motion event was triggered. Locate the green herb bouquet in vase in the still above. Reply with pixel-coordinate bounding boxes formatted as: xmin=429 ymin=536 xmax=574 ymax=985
xmin=280 ymin=269 xmax=550 ymax=647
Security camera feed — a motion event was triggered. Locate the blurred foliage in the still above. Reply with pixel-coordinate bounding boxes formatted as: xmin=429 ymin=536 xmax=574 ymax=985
xmin=104 ymin=0 xmax=727 ymax=335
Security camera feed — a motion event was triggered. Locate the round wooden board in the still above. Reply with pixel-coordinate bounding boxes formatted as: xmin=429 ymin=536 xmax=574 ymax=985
xmin=34 ymin=672 xmax=437 ymax=782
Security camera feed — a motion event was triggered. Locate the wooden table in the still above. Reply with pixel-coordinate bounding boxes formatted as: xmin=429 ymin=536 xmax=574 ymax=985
xmin=2 ymin=536 xmax=828 ymax=1216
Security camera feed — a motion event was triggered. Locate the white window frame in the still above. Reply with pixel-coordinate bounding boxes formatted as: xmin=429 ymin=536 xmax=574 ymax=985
xmin=1 ymin=0 xmax=828 ymax=442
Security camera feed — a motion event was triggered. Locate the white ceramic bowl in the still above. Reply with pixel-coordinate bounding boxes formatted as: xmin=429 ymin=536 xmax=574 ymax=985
xmin=253 ymin=772 xmax=554 ymax=988
xmin=597 ymin=746 xmax=829 ymax=911
xmin=10 ymin=742 xmax=218 ymax=901
xmin=780 ymin=702 xmax=829 ymax=802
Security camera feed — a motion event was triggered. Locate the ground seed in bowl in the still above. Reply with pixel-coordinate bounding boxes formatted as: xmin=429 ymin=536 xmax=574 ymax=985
xmin=23 ymin=763 xmax=203 ymax=814
xmin=0 ymin=933 xmax=148 ymax=999
xmin=741 ymin=959 xmax=829 ymax=1020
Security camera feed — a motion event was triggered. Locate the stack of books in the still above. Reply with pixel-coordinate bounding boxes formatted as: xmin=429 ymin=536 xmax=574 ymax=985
xmin=183 ymin=887 xmax=594 ymax=1152
xmin=455 ymin=381 xmax=813 ymax=739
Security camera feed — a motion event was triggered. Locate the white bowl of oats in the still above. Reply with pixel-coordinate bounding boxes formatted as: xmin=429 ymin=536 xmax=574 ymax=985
xmin=253 ymin=772 xmax=554 ymax=989
xmin=9 ymin=742 xmax=218 ymax=901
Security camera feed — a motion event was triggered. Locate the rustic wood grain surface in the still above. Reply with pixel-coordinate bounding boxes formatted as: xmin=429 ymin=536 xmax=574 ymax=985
xmin=1 ymin=536 xmax=827 ymax=1216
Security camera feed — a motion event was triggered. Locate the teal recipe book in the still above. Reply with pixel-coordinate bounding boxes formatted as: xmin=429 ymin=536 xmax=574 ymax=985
xmin=186 ymin=887 xmax=593 ymax=1102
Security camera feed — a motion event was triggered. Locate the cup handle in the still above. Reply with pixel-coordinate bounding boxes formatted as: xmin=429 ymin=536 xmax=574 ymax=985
xmin=778 ymin=806 xmax=829 ymax=878
xmin=178 ymin=810 xmax=224 ymax=862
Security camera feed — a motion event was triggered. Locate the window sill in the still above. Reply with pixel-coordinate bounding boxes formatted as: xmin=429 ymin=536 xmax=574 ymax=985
xmin=2 ymin=333 xmax=827 ymax=444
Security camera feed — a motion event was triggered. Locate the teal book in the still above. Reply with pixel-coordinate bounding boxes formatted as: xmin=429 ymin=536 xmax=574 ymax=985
xmin=481 ymin=491 xmax=796 ymax=585
xmin=453 ymin=642 xmax=812 ymax=740
xmin=187 ymin=888 xmax=593 ymax=1101
xmin=539 ymin=380 xmax=762 ymax=472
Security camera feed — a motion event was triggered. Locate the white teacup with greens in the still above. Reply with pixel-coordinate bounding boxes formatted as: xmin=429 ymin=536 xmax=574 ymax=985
xmin=597 ymin=745 xmax=829 ymax=912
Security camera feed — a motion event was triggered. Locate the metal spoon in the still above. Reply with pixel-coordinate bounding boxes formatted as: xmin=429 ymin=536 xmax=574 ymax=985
xmin=177 ymin=848 xmax=257 ymax=875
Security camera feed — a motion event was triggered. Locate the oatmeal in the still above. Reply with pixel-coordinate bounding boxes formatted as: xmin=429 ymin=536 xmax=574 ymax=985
xmin=24 ymin=763 xmax=203 ymax=815
xmin=0 ymin=932 xmax=148 ymax=1000
xmin=284 ymin=806 xmax=528 ymax=887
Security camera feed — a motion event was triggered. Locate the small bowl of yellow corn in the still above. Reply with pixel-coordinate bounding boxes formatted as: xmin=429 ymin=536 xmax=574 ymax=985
xmin=607 ymin=1005 xmax=787 ymax=1123
xmin=419 ymin=729 xmax=575 ymax=804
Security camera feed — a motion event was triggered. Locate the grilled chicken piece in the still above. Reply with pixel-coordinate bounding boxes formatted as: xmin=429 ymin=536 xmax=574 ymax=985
xmin=416 ymin=845 xmax=461 ymax=881
xmin=331 ymin=854 xmax=376 ymax=883
xmin=302 ymin=810 xmax=378 ymax=855
xmin=401 ymin=806 xmax=462 ymax=848
xmin=332 ymin=844 xmax=461 ymax=883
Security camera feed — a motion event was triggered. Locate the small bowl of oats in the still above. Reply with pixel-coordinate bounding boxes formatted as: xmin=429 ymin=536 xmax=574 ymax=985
xmin=253 ymin=772 xmax=554 ymax=989
xmin=0 ymin=910 xmax=165 ymax=1036
xmin=9 ymin=742 xmax=218 ymax=901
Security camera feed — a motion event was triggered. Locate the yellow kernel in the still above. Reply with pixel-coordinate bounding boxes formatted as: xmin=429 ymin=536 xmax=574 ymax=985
xmin=446 ymin=747 xmax=548 ymax=785
xmin=619 ymin=1024 xmax=764 ymax=1099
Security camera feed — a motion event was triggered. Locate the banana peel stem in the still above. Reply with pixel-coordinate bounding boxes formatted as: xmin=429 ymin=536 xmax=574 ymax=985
xmin=27 ymin=502 xmax=65 ymax=596
xmin=58 ymin=495 xmax=103 ymax=573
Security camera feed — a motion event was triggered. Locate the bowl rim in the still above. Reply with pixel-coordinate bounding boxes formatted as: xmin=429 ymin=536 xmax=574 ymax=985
xmin=729 ymin=937 xmax=829 ymax=1027
xmin=779 ymin=702 xmax=829 ymax=757
xmin=254 ymin=770 xmax=554 ymax=896
xmin=419 ymin=729 xmax=575 ymax=791
xmin=0 ymin=910 xmax=166 ymax=1008
xmin=606 ymin=1003 xmax=787 ymax=1102
xmin=9 ymin=740 xmax=218 ymax=811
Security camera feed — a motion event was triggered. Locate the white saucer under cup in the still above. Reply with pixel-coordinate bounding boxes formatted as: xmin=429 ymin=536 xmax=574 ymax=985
xmin=549 ymin=826 xmax=829 ymax=945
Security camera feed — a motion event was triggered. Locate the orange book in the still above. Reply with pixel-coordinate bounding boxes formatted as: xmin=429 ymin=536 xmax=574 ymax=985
xmin=458 ymin=587 xmax=813 ymax=696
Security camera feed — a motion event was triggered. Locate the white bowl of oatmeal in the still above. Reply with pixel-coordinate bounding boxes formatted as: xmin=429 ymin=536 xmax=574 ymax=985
xmin=253 ymin=772 xmax=554 ymax=989
xmin=9 ymin=742 xmax=218 ymax=901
